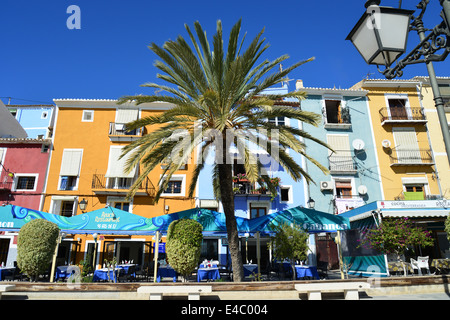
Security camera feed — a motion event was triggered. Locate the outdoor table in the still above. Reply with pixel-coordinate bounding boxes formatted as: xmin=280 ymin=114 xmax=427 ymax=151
xmin=243 ymin=264 xmax=258 ymax=277
xmin=93 ymin=268 xmax=120 ymax=282
xmin=197 ymin=267 xmax=220 ymax=282
xmin=295 ymin=265 xmax=320 ymax=280
xmin=55 ymin=265 xmax=76 ymax=281
xmin=0 ymin=267 xmax=15 ymax=281
xmin=388 ymin=261 xmax=413 ymax=275
xmin=157 ymin=265 xmax=177 ymax=282
xmin=431 ymin=259 xmax=450 ymax=274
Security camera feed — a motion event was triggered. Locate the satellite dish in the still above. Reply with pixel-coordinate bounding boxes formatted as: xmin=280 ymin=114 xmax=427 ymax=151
xmin=352 ymin=139 xmax=365 ymax=150
xmin=382 ymin=139 xmax=391 ymax=148
xmin=358 ymin=185 xmax=368 ymax=195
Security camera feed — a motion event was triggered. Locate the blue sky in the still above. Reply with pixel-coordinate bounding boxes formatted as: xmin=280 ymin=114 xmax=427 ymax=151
xmin=1 ymin=0 xmax=449 ymax=105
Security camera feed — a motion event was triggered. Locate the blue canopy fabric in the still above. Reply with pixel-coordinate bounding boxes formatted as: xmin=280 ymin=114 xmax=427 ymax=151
xmin=248 ymin=206 xmax=350 ymax=235
xmin=0 ymin=204 xmax=349 ymax=235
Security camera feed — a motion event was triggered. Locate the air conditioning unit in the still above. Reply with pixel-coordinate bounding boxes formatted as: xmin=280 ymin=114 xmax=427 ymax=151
xmin=320 ymin=181 xmax=334 ymax=191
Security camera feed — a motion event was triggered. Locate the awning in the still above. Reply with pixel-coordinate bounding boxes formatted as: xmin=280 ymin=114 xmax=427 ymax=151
xmin=248 ymin=206 xmax=350 ymax=234
xmin=382 ymin=209 xmax=450 ymax=218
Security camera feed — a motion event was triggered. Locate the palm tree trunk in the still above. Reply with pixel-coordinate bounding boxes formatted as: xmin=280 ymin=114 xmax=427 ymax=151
xmin=218 ymin=159 xmax=244 ymax=282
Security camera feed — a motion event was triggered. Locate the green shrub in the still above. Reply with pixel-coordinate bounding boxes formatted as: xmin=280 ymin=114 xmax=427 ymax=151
xmin=17 ymin=219 xmax=60 ymax=281
xmin=166 ymin=219 xmax=203 ymax=280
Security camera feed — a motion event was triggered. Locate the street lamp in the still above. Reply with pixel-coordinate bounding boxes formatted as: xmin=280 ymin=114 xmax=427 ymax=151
xmin=347 ymin=0 xmax=450 ymax=165
xmin=307 ymin=197 xmax=316 ymax=209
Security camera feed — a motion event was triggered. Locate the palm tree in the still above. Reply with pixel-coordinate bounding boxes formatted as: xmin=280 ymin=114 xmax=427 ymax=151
xmin=118 ymin=19 xmax=329 ymax=282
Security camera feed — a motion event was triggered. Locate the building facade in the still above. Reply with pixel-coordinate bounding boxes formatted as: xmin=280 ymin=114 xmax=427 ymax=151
xmin=351 ymin=79 xmax=441 ymax=201
xmin=414 ymin=76 xmax=450 ymax=199
xmin=6 ymin=104 xmax=55 ymax=139
xmin=40 ymin=99 xmax=196 ymax=267
xmin=300 ymin=81 xmax=383 ymax=215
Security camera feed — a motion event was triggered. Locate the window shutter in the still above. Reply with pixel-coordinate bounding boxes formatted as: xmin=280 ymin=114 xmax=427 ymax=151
xmin=116 ymin=109 xmax=139 ymax=124
xmin=393 ymin=128 xmax=421 ymax=163
xmin=327 ymin=135 xmax=352 ymax=171
xmin=60 ymin=149 xmax=82 ymax=176
xmin=105 ymin=147 xmax=136 ymax=178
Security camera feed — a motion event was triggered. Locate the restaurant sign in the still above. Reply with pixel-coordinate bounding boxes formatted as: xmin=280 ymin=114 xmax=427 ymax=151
xmin=379 ymin=200 xmax=450 ymax=209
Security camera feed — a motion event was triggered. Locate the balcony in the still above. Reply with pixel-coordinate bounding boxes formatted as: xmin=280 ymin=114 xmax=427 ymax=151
xmin=328 ymin=155 xmax=357 ymax=175
xmin=379 ymin=107 xmax=427 ymax=125
xmin=233 ymin=180 xmax=273 ymax=197
xmin=388 ymin=149 xmax=434 ymax=166
xmin=91 ymin=174 xmax=155 ymax=197
xmin=108 ymin=122 xmax=143 ymax=142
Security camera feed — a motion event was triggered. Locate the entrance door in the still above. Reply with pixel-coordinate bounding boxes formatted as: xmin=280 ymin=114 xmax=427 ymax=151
xmin=103 ymin=241 xmax=116 ymax=263
xmin=315 ymin=234 xmax=339 ymax=269
xmin=0 ymin=238 xmax=10 ymax=266
xmin=388 ymin=98 xmax=408 ymax=120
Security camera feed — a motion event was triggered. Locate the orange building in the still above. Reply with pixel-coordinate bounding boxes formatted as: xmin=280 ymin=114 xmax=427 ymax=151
xmin=42 ymin=99 xmax=196 ymax=268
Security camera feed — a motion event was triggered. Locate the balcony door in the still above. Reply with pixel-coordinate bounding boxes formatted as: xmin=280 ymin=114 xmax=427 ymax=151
xmin=388 ymin=98 xmax=408 ymax=120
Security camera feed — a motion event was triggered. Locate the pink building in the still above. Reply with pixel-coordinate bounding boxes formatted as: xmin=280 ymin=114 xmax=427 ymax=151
xmin=0 ymin=138 xmax=52 ymax=210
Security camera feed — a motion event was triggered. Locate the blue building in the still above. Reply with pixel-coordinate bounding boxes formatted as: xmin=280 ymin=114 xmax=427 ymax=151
xmin=196 ymin=84 xmax=309 ymax=266
xmin=299 ymin=80 xmax=383 ymax=215
xmin=7 ymin=104 xmax=55 ymax=139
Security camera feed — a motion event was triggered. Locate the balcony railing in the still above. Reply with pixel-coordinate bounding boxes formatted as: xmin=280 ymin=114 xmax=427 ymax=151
xmin=388 ymin=149 xmax=434 ymax=166
xmin=109 ymin=122 xmax=142 ymax=136
xmin=92 ymin=174 xmax=155 ymax=197
xmin=379 ymin=107 xmax=427 ymax=124
xmin=328 ymin=155 xmax=357 ymax=174
xmin=233 ymin=180 xmax=273 ymax=196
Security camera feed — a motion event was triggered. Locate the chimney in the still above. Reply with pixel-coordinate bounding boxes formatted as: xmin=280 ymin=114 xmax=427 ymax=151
xmin=296 ymin=79 xmax=304 ymax=90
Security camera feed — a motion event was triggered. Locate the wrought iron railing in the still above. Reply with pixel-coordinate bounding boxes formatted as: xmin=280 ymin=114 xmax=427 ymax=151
xmin=388 ymin=149 xmax=433 ymax=165
xmin=92 ymin=174 xmax=155 ymax=197
xmin=233 ymin=180 xmax=272 ymax=196
xmin=328 ymin=155 xmax=357 ymax=172
xmin=108 ymin=122 xmax=141 ymax=136
xmin=379 ymin=107 xmax=426 ymax=123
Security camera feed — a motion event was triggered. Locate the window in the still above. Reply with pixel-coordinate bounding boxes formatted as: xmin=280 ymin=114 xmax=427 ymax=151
xmin=59 ymin=149 xmax=82 ymax=190
xmin=393 ymin=127 xmax=421 ymax=163
xmin=60 ymin=201 xmax=75 ymax=217
xmin=268 ymin=117 xmax=285 ymax=126
xmin=164 ymin=181 xmax=182 ymax=194
xmin=16 ymin=176 xmax=36 ymax=190
xmin=335 ymin=181 xmax=353 ymax=199
xmin=280 ymin=186 xmax=292 ymax=203
xmin=114 ymin=202 xmax=130 ymax=212
xmin=388 ymin=98 xmax=408 ymax=120
xmin=105 ymin=147 xmax=136 ymax=180
xmin=161 ymin=175 xmax=185 ymax=196
xmin=82 ymin=110 xmax=94 ymax=122
xmin=250 ymin=206 xmax=266 ymax=219
xmin=326 ymin=134 xmax=355 ymax=172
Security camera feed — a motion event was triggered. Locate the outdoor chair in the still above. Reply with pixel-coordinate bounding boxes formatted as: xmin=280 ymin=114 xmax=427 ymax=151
xmin=410 ymin=258 xmax=419 ymax=275
xmin=317 ymin=261 xmax=329 ymax=280
xmin=218 ymin=264 xmax=232 ymax=281
xmin=417 ymin=256 xmax=431 ymax=275
xmin=118 ymin=266 xmax=136 ymax=282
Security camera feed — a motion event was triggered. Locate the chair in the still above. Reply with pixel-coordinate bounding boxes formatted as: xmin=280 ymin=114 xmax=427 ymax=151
xmin=317 ymin=261 xmax=329 ymax=280
xmin=417 ymin=256 xmax=431 ymax=275
xmin=118 ymin=266 xmax=136 ymax=282
xmin=410 ymin=258 xmax=420 ymax=275
xmin=218 ymin=264 xmax=231 ymax=281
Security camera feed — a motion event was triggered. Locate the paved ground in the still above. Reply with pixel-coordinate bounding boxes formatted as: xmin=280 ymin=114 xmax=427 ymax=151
xmin=362 ymin=292 xmax=450 ymax=300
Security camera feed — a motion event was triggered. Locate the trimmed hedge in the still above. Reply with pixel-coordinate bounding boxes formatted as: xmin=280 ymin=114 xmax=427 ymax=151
xmin=166 ymin=219 xmax=203 ymax=280
xmin=17 ymin=219 xmax=60 ymax=281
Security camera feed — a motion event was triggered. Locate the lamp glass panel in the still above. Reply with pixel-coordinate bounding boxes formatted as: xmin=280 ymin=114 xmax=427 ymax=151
xmin=351 ymin=15 xmax=379 ymax=64
xmin=378 ymin=13 xmax=410 ymax=50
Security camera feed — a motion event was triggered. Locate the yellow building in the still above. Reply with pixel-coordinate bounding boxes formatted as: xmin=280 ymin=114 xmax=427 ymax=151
xmin=42 ymin=99 xmax=196 ymax=268
xmin=414 ymin=76 xmax=450 ymax=199
xmin=351 ymin=79 xmax=441 ymax=201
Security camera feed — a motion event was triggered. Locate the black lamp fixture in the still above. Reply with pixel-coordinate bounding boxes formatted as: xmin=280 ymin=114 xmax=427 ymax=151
xmin=78 ymin=198 xmax=87 ymax=211
xmin=347 ymin=0 xmax=450 ymax=165
xmin=346 ymin=0 xmax=414 ymax=68
xmin=307 ymin=197 xmax=316 ymax=209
